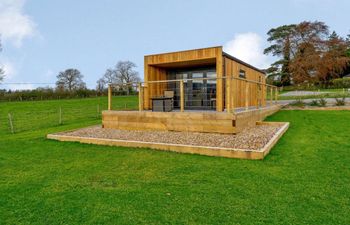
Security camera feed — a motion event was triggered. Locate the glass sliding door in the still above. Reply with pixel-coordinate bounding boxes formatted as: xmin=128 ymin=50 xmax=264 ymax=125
xmin=166 ymin=68 xmax=216 ymax=110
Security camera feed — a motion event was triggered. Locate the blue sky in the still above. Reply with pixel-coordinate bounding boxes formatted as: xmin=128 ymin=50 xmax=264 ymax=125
xmin=0 ymin=0 xmax=349 ymax=90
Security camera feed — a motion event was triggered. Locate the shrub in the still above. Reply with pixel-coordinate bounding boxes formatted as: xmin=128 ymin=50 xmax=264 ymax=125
xmin=331 ymin=77 xmax=350 ymax=88
xmin=319 ymin=98 xmax=327 ymax=107
xmin=334 ymin=97 xmax=346 ymax=106
xmin=290 ymin=99 xmax=305 ymax=107
xmin=309 ymin=99 xmax=320 ymax=106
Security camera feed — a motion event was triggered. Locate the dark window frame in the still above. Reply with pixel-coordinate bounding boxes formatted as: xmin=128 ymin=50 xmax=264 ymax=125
xmin=239 ymin=69 xmax=246 ymax=78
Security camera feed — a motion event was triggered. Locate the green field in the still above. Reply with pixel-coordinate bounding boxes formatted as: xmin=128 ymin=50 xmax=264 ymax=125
xmin=1 ymin=98 xmax=350 ymax=224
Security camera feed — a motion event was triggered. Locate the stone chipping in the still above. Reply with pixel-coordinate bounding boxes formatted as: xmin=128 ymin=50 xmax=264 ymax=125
xmin=58 ymin=124 xmax=283 ymax=151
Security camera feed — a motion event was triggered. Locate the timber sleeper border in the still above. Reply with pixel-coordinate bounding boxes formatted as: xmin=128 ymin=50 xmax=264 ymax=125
xmin=47 ymin=122 xmax=289 ymax=160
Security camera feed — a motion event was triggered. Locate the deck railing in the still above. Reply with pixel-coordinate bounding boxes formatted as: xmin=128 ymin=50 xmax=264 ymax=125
xmin=107 ymin=77 xmax=278 ymax=113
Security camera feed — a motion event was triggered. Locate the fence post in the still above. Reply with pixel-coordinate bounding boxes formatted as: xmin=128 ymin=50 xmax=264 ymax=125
xmin=97 ymin=104 xmax=100 ymax=118
xmin=275 ymin=87 xmax=278 ymax=104
xmin=108 ymin=84 xmax=112 ymax=110
xmin=226 ymin=77 xmax=231 ymax=113
xmin=58 ymin=107 xmax=62 ymax=125
xmin=269 ymin=86 xmax=273 ymax=106
xmin=8 ymin=113 xmax=14 ymax=134
xmin=245 ymin=81 xmax=249 ymax=111
xmin=180 ymin=80 xmax=184 ymax=112
xmin=138 ymin=82 xmax=143 ymax=111
xmin=231 ymin=77 xmax=235 ymax=113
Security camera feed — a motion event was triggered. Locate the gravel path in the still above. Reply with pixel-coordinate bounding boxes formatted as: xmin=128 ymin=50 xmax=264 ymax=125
xmin=280 ymin=91 xmax=331 ymax=96
xmin=59 ymin=125 xmax=283 ymax=151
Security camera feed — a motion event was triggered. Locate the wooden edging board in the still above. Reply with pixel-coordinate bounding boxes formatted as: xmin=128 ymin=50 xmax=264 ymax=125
xmin=47 ymin=122 xmax=289 ymax=160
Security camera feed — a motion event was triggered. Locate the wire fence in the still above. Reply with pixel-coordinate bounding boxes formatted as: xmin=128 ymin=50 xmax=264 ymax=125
xmin=0 ymin=96 xmax=138 ymax=134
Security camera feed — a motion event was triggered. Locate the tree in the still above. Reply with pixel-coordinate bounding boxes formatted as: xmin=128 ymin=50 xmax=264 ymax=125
xmin=0 ymin=39 xmax=4 ymax=83
xmin=56 ymin=69 xmax=86 ymax=92
xmin=96 ymin=78 xmax=106 ymax=93
xmin=265 ymin=21 xmax=350 ymax=85
xmin=99 ymin=60 xmax=140 ymax=95
xmin=264 ymin=24 xmax=296 ymax=85
xmin=289 ymin=27 xmax=349 ymax=84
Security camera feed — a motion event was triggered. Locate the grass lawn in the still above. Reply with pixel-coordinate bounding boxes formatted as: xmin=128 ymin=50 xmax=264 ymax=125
xmin=1 ymin=98 xmax=350 ymax=224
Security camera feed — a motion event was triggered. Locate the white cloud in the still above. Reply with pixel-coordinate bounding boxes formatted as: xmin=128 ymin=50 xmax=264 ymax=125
xmin=0 ymin=0 xmax=37 ymax=47
xmin=224 ymin=32 xmax=271 ymax=69
xmin=1 ymin=59 xmax=16 ymax=79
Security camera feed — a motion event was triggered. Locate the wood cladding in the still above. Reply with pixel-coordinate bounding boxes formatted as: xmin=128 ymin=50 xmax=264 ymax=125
xmin=143 ymin=46 xmax=266 ymax=111
xmin=102 ymin=106 xmax=281 ymax=134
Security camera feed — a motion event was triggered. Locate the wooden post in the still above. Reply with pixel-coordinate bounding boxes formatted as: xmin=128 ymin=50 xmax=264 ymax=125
xmin=270 ymin=86 xmax=273 ymax=106
xmin=245 ymin=81 xmax=249 ymax=111
xmin=275 ymin=87 xmax=278 ymax=104
xmin=97 ymin=104 xmax=100 ymax=118
xmin=108 ymin=84 xmax=112 ymax=110
xmin=231 ymin=77 xmax=235 ymax=114
xmin=226 ymin=77 xmax=231 ymax=113
xmin=59 ymin=107 xmax=62 ymax=125
xmin=138 ymin=82 xmax=143 ymax=111
xmin=8 ymin=113 xmax=14 ymax=134
xmin=180 ymin=80 xmax=184 ymax=112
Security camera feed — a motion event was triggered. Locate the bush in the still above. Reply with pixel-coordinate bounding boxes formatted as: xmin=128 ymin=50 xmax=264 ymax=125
xmin=308 ymin=99 xmax=320 ymax=106
xmin=290 ymin=99 xmax=305 ymax=107
xmin=319 ymin=98 xmax=327 ymax=107
xmin=334 ymin=97 xmax=346 ymax=106
xmin=331 ymin=77 xmax=350 ymax=89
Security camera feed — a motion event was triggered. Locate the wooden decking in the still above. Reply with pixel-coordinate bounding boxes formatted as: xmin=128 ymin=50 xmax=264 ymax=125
xmin=102 ymin=105 xmax=281 ymax=134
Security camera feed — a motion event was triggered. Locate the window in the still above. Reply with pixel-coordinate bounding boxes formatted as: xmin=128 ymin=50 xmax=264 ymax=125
xmin=239 ymin=69 xmax=246 ymax=78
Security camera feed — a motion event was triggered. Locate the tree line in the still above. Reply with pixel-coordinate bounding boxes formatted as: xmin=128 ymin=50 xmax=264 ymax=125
xmin=264 ymin=21 xmax=350 ymax=87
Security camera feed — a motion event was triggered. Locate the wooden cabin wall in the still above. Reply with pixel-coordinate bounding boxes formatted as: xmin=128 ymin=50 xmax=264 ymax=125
xmin=144 ymin=47 xmax=222 ymax=110
xmin=223 ymin=56 xmax=266 ymax=109
xmin=143 ymin=65 xmax=167 ymax=109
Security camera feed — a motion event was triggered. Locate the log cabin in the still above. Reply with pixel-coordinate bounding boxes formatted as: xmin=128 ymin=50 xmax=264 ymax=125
xmin=103 ymin=46 xmax=280 ymax=134
xmin=143 ymin=46 xmax=266 ymax=112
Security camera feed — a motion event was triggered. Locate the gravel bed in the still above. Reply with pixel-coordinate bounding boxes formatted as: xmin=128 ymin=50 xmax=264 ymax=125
xmin=58 ymin=124 xmax=283 ymax=151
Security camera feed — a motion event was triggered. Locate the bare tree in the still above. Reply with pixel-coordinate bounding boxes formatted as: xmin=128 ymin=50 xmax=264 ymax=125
xmin=96 ymin=78 xmax=106 ymax=93
xmin=115 ymin=61 xmax=140 ymax=94
xmin=102 ymin=68 xmax=116 ymax=84
xmin=98 ymin=60 xmax=140 ymax=95
xmin=56 ymin=69 xmax=86 ymax=92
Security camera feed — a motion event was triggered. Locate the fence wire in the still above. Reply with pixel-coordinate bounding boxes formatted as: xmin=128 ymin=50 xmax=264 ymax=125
xmin=0 ymin=96 xmax=138 ymax=134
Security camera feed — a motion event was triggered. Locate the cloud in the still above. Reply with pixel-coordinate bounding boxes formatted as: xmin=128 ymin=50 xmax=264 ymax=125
xmin=224 ymin=32 xmax=271 ymax=69
xmin=6 ymin=83 xmax=33 ymax=90
xmin=0 ymin=0 xmax=37 ymax=47
xmin=1 ymin=59 xmax=16 ymax=79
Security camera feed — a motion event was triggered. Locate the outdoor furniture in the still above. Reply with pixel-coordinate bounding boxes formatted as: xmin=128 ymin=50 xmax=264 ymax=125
xmin=164 ymin=90 xmax=174 ymax=109
xmin=151 ymin=97 xmax=173 ymax=112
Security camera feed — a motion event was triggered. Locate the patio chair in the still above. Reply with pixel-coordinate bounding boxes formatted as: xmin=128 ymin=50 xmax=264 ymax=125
xmin=164 ymin=90 xmax=174 ymax=110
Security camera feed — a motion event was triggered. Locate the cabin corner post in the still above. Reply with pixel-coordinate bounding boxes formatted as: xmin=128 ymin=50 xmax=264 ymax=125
xmin=216 ymin=48 xmax=224 ymax=112
xmin=108 ymin=84 xmax=112 ymax=111
xmin=180 ymin=80 xmax=184 ymax=112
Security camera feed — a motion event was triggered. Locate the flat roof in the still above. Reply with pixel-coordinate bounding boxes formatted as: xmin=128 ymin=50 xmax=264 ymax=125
xmin=222 ymin=51 xmax=266 ymax=74
xmin=145 ymin=46 xmax=266 ymax=74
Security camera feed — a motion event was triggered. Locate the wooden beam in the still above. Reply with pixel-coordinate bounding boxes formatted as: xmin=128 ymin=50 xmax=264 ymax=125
xmin=108 ymin=84 xmax=112 ymax=110
xmin=180 ymin=80 xmax=184 ymax=112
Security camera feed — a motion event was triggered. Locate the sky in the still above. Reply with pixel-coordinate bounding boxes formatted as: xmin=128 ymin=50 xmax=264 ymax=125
xmin=0 ymin=0 xmax=349 ymax=90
